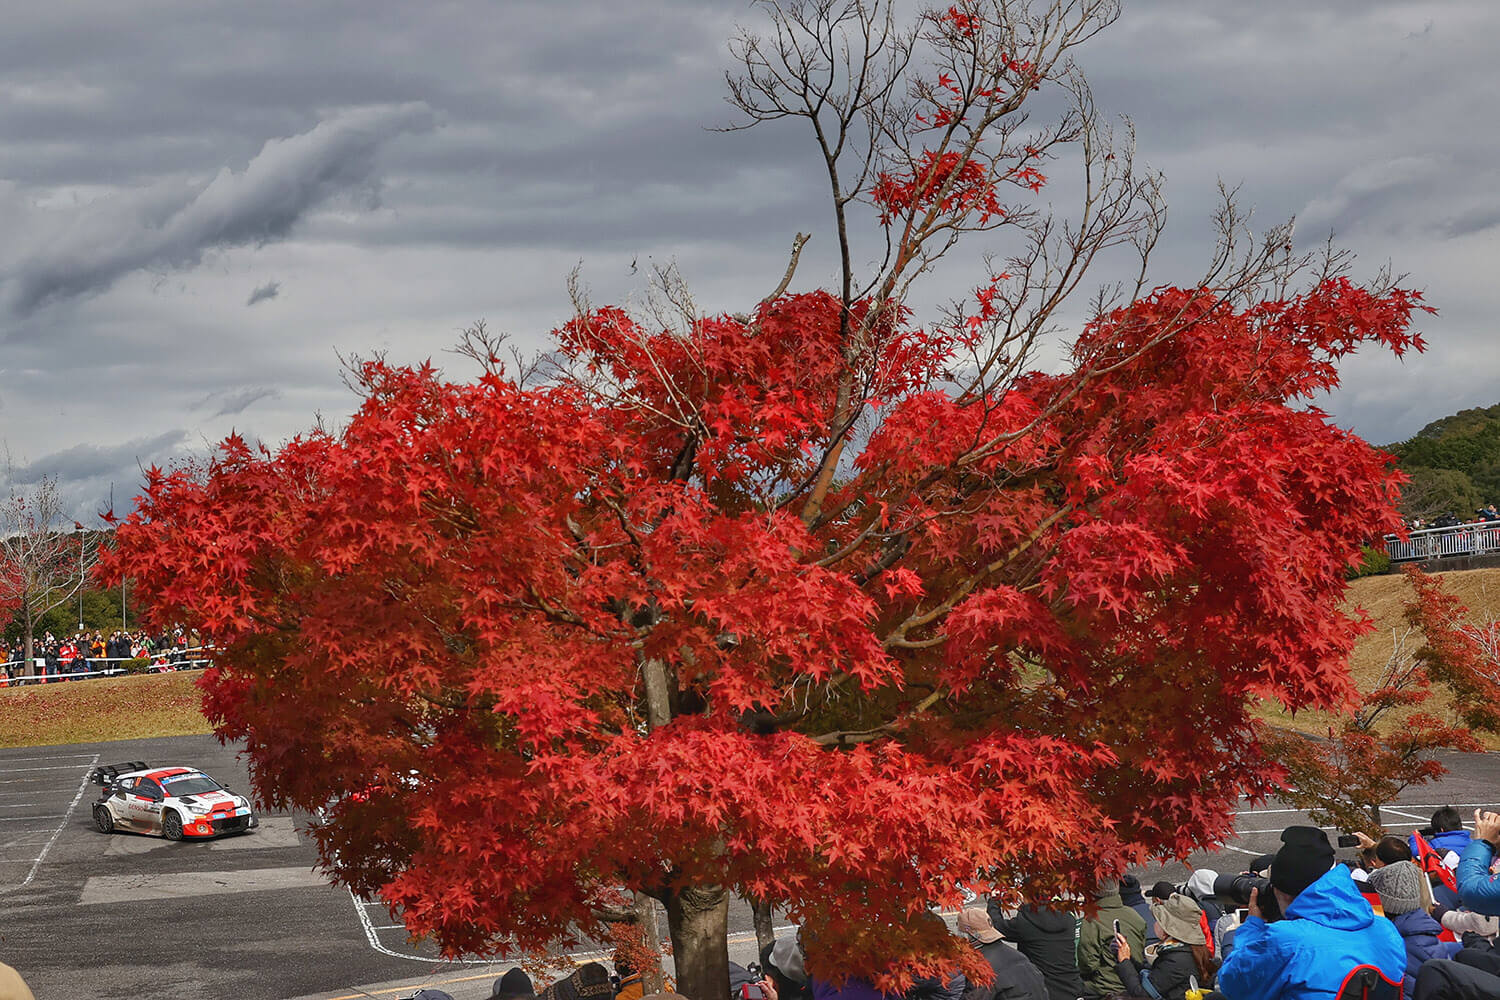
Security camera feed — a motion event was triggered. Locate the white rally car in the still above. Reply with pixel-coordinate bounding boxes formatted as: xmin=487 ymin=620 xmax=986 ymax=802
xmin=90 ymin=761 xmax=257 ymax=840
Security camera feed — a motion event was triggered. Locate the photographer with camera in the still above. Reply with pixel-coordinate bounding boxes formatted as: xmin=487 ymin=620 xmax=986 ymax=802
xmin=1216 ymin=827 xmax=1404 ymax=1000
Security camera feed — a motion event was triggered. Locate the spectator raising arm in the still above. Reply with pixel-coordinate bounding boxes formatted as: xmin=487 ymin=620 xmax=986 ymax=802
xmin=1456 ymin=809 xmax=1500 ymax=916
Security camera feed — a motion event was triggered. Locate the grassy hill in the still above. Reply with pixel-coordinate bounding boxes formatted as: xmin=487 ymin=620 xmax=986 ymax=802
xmin=0 ymin=671 xmax=210 ymax=748
xmin=1388 ymin=402 xmax=1500 ymax=517
xmin=1263 ymin=566 xmax=1500 ymax=747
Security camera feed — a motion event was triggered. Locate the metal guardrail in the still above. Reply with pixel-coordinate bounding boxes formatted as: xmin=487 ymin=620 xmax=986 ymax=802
xmin=0 ymin=647 xmax=216 ymax=687
xmin=1386 ymin=522 xmax=1500 ymax=563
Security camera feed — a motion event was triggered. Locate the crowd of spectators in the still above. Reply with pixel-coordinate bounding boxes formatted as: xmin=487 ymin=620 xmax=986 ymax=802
xmin=1 ymin=625 xmax=207 ymax=683
xmin=1403 ymin=505 xmax=1500 ymax=532
xmin=447 ymin=807 xmax=1500 ymax=1000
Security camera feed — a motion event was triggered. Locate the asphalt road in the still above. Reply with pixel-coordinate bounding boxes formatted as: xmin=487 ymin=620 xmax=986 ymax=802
xmin=3 ymin=737 xmax=1499 ymax=1000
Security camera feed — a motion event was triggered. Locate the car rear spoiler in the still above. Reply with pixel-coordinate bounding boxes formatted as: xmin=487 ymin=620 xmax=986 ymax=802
xmin=90 ymin=761 xmax=148 ymax=786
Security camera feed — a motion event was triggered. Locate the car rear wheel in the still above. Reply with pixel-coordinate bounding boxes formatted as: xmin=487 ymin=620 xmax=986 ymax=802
xmin=93 ymin=805 xmax=114 ymax=835
xmin=162 ymin=810 xmax=183 ymax=841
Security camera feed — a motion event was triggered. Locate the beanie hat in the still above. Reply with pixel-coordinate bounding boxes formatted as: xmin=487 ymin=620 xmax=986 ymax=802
xmin=956 ymin=907 xmax=1002 ymax=944
xmin=1368 ymin=860 xmax=1424 ymax=916
xmin=492 ymin=969 xmax=537 ymax=1000
xmin=1270 ymin=826 xmax=1335 ymax=898
xmin=1148 ymin=893 xmax=1206 ymax=946
xmin=1147 ymin=880 xmax=1178 ymax=901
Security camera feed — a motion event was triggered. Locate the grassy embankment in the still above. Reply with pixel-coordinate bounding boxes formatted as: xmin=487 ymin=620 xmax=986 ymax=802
xmin=0 ymin=670 xmax=211 ymax=749
xmin=2 ymin=567 xmax=1497 ymax=751
xmin=1260 ymin=565 xmax=1500 ymax=748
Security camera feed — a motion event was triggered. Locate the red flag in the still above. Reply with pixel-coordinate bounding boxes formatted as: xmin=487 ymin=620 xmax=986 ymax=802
xmin=1413 ymin=830 xmax=1459 ymax=893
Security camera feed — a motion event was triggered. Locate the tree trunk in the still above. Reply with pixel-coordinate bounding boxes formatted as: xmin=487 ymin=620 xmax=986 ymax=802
xmin=750 ymin=896 xmax=776 ymax=957
xmin=666 ymin=884 xmax=730 ymax=1000
xmin=635 ymin=891 xmax=668 ymax=995
xmin=1369 ymin=802 xmax=1383 ymax=830
xmin=22 ymin=607 xmax=35 ymax=679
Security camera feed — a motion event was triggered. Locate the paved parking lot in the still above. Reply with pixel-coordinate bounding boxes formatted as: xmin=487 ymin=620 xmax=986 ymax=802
xmin=3 ymin=737 xmax=1499 ymax=1000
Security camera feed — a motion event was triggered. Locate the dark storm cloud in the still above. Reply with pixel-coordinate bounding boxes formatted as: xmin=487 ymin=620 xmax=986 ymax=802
xmin=8 ymin=430 xmax=188 ymax=485
xmin=0 ymin=103 xmax=434 ymax=315
xmin=193 ymin=387 xmax=282 ymax=418
xmin=246 ymin=281 xmax=280 ymax=306
xmin=0 ymin=0 xmax=1495 ymax=516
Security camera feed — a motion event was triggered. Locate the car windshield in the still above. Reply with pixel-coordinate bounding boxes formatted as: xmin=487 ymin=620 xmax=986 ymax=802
xmin=160 ymin=774 xmax=222 ymax=796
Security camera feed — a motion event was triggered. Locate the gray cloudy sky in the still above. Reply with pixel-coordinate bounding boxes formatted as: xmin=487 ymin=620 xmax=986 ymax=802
xmin=2 ymin=0 xmax=1496 ymax=518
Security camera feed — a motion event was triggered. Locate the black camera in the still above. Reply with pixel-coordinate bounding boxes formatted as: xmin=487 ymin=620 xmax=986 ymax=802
xmin=1213 ymin=872 xmax=1284 ymax=923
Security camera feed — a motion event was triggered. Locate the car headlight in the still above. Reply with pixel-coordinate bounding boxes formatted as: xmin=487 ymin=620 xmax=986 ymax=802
xmin=185 ymin=803 xmax=210 ymax=815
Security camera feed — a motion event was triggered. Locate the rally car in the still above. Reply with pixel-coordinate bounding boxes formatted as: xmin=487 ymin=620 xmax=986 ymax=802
xmin=89 ymin=761 xmax=258 ymax=840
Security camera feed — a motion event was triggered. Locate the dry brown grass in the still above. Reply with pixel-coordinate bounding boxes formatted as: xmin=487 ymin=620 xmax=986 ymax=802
xmin=0 ymin=671 xmax=212 ymax=748
xmin=1260 ymin=566 xmax=1500 ymax=746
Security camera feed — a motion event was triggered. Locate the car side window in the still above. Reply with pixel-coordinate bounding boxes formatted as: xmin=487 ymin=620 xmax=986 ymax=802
xmin=136 ymin=778 xmax=163 ymax=800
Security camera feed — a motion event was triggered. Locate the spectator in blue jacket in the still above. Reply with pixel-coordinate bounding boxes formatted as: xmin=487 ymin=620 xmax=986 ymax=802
xmin=1456 ymin=809 xmax=1500 ymax=917
xmin=1409 ymin=806 xmax=1472 ymax=861
xmin=1217 ymin=826 xmax=1405 ymax=1000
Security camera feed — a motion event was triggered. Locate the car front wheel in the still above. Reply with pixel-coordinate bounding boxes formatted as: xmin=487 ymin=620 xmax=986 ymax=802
xmin=162 ymin=810 xmax=183 ymax=841
xmin=93 ymin=805 xmax=114 ymax=835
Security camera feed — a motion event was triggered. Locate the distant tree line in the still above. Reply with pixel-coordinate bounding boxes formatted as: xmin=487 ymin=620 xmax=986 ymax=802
xmin=1390 ymin=401 xmax=1500 ymax=520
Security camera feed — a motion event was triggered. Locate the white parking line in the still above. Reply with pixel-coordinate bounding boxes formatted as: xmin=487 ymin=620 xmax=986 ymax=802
xmin=8 ymin=752 xmax=99 ymax=891
xmin=1380 ymin=808 xmax=1431 ymax=822
xmin=0 ymin=754 xmax=98 ymax=762
xmin=0 ymin=815 xmax=65 ymax=822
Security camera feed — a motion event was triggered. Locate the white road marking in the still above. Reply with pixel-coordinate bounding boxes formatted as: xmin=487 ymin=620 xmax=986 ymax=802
xmin=349 ymin=889 xmax=445 ymax=963
xmin=1380 ymin=808 xmax=1431 ymax=822
xmin=80 ymin=866 xmax=331 ymax=904
xmin=0 ymin=815 xmax=66 ymax=822
xmin=0 ymin=754 xmax=98 ymax=762
xmin=0 ymin=764 xmax=98 ymax=774
xmin=9 ymin=752 xmax=98 ymax=890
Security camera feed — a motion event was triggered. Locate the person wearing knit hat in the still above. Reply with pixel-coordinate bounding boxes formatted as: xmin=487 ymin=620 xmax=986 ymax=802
xmin=1368 ymin=860 xmax=1424 ymax=916
xmin=1219 ymin=826 xmax=1406 ymax=1000
xmin=1368 ymin=860 xmax=1452 ymax=994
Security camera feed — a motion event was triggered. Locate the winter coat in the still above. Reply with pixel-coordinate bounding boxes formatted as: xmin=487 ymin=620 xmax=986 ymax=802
xmin=1113 ymin=944 xmax=1201 ymax=1000
xmin=1216 ymin=864 xmax=1405 ymax=1000
xmin=1389 ymin=908 xmax=1454 ymax=994
xmin=989 ymin=903 xmax=1085 ymax=1000
xmin=1411 ymin=829 xmax=1474 ymax=862
xmin=1413 ymin=959 xmax=1500 ymax=999
xmin=1118 ymin=877 xmax=1156 ymax=946
xmin=1077 ymin=891 xmax=1147 ymax=998
xmin=961 ymin=940 xmax=1047 ymax=1000
xmin=1456 ymin=839 xmax=1500 ymax=916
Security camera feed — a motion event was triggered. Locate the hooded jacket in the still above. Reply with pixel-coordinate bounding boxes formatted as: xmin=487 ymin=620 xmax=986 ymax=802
xmin=989 ymin=903 xmax=1085 ymax=1000
xmin=1457 ymin=838 xmax=1500 ymax=916
xmin=1215 ymin=865 xmax=1405 ymax=1000
xmin=1077 ymin=890 xmax=1147 ymax=998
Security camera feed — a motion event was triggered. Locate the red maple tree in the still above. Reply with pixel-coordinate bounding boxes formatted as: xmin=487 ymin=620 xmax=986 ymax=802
xmin=1266 ymin=567 xmax=1500 ymax=833
xmin=101 ymin=3 xmax=1433 ymax=997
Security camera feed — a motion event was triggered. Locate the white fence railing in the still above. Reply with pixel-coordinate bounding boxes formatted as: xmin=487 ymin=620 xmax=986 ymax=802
xmin=1386 ymin=522 xmax=1500 ymax=563
xmin=0 ymin=647 xmax=216 ymax=687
